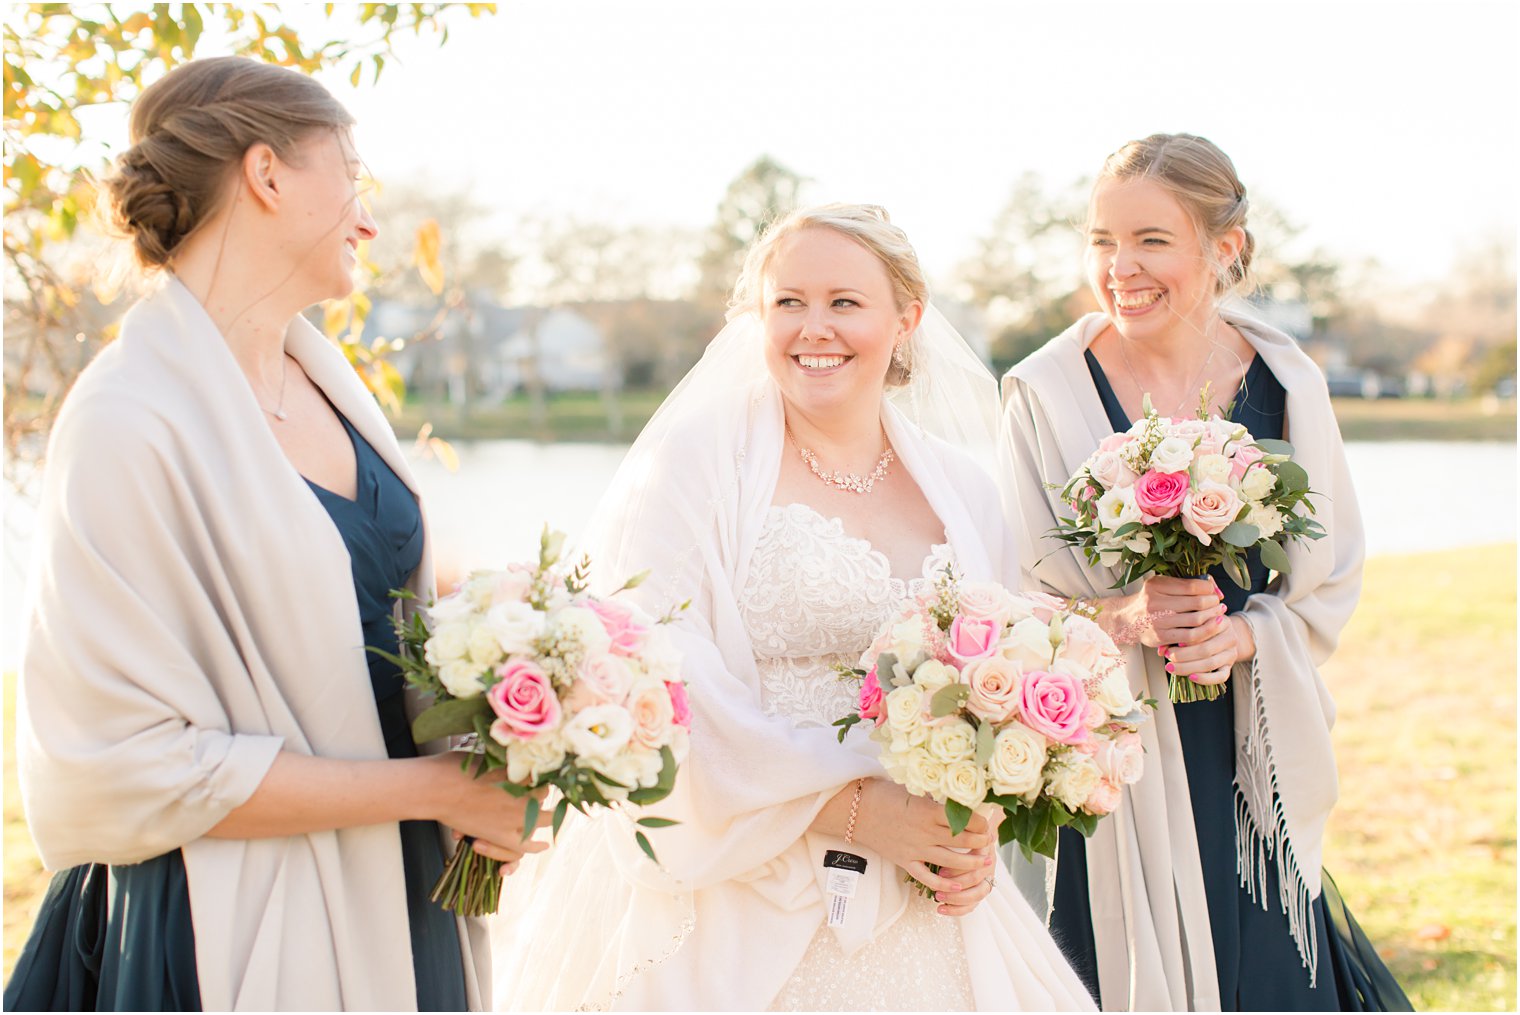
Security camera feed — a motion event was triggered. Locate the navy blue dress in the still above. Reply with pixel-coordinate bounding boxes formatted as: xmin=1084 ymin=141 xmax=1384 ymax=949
xmin=1046 ymin=351 xmax=1410 ymax=1012
xmin=5 ymin=412 xmax=466 ymax=1012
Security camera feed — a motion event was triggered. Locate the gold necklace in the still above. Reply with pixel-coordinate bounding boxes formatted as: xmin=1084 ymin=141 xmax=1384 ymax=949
xmin=1115 ymin=336 xmax=1216 ymax=418
xmin=786 ymin=425 xmax=895 ymax=495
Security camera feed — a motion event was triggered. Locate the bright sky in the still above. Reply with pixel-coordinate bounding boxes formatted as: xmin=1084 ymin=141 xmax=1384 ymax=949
xmin=291 ymin=0 xmax=1519 ymax=293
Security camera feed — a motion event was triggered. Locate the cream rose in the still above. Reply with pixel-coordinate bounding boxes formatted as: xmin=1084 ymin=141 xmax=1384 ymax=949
xmin=1001 ymin=616 xmax=1055 ymax=670
xmin=1089 ymin=449 xmax=1139 ymax=491
xmin=438 ymin=659 xmax=485 ymax=699
xmin=1091 ymin=670 xmax=1139 ymax=715
xmin=943 ymin=760 xmax=988 ymax=808
xmin=468 ymin=622 xmax=506 ymax=667
xmin=903 ymin=754 xmax=948 ymax=800
xmin=926 ymin=720 xmax=978 ymax=764
xmin=988 ymin=724 xmax=1048 ymax=797
xmin=627 ymin=678 xmax=676 ymax=749
xmin=887 ymin=616 xmax=929 ymax=665
xmin=1238 ymin=464 xmax=1277 ymax=503
xmin=964 ymin=656 xmax=1023 ymax=723
xmin=425 ymin=621 xmax=470 ymax=665
xmin=1045 ymin=753 xmax=1103 ymax=810
xmin=1193 ymin=452 xmax=1231 ymax=485
xmin=957 ymin=581 xmax=1019 ymax=627
xmin=486 ymin=601 xmax=546 ymax=657
xmin=1181 ymin=481 xmax=1243 ymax=545
xmin=911 ymin=659 xmax=957 ymax=692
xmin=506 ymin=735 xmax=567 ymax=784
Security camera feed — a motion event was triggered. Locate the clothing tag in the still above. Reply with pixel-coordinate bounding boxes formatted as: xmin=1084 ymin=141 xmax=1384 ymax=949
xmin=824 ymin=849 xmax=867 ymax=927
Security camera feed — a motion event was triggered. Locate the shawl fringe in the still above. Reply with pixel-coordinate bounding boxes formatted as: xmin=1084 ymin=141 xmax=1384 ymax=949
xmin=1234 ymin=654 xmax=1319 ymax=986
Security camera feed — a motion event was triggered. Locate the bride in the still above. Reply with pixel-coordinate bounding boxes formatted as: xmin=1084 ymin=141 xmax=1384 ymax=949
xmin=492 ymin=204 xmax=1094 ymax=1011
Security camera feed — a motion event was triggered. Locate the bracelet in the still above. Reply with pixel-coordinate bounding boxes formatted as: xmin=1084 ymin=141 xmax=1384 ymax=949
xmin=843 ymin=779 xmax=864 ymax=844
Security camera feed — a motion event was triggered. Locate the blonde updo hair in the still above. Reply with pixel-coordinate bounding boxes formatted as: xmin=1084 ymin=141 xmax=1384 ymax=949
xmin=102 ymin=56 xmax=354 ymax=269
xmin=728 ymin=203 xmax=928 ymax=386
xmin=1094 ymin=133 xmax=1256 ymax=297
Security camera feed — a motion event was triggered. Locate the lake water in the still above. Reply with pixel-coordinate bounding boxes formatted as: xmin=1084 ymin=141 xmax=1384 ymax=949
xmin=3 ymin=439 xmax=1515 ymax=669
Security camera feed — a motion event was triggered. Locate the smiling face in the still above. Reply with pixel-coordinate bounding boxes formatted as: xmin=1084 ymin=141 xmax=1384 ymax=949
xmin=278 ymin=129 xmax=377 ymax=303
xmin=760 ymin=226 xmax=920 ymax=424
xmin=1085 ymin=177 xmax=1234 ymax=344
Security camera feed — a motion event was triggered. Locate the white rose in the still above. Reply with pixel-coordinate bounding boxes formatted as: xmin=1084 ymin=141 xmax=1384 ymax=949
xmin=957 ymin=581 xmax=1019 ymax=627
xmin=561 ymin=704 xmax=633 ymax=760
xmin=902 ymin=754 xmax=948 ymax=800
xmin=1044 ymin=753 xmax=1103 ymax=810
xmin=505 ymin=735 xmax=567 ymax=784
xmin=1193 ymin=452 xmax=1231 ymax=485
xmin=467 ymin=622 xmax=506 ymax=667
xmin=926 ymin=720 xmax=977 ymax=763
xmin=438 ymin=659 xmax=485 ymax=699
xmin=1095 ymin=486 xmax=1141 ymax=532
xmin=943 ymin=760 xmax=988 ymax=808
xmin=550 ymin=606 xmax=613 ymax=657
xmin=1246 ymin=502 xmax=1285 ymax=540
xmin=1208 ymin=418 xmax=1246 ymax=452
xmin=426 ymin=590 xmax=475 ymax=624
xmin=988 ymin=724 xmax=1048 ymax=797
xmin=887 ymin=617 xmax=929 ymax=666
xmin=1148 ymin=436 xmax=1195 ymax=474
xmin=911 ymin=659 xmax=957 ymax=692
xmin=486 ymin=601 xmax=546 ymax=656
xmin=425 ymin=621 xmax=471 ymax=665
xmin=885 ymin=684 xmax=924 ymax=732
xmin=1239 ymin=465 xmax=1277 ymax=503
xmin=578 ymin=652 xmax=635 ymax=705
xmin=1091 ymin=670 xmax=1138 ymax=716
xmin=1001 ymin=616 xmax=1055 ymax=670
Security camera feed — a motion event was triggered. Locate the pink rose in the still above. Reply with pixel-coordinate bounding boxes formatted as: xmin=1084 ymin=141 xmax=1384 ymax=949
xmin=1019 ymin=669 xmax=1090 ymax=745
xmin=1133 ymin=470 xmax=1189 ymax=523
xmin=1230 ymin=443 xmax=1265 ymax=481
xmin=962 ymin=656 xmax=1023 ymax=723
xmin=1054 ymin=615 xmax=1119 ymax=676
xmin=665 ymin=680 xmax=692 ymax=728
xmin=947 ymin=615 xmax=1001 ymax=663
xmin=957 ymin=582 xmax=1017 ymax=628
xmin=1181 ymin=481 xmax=1243 ymax=545
xmin=586 ymin=598 xmax=650 ymax=657
xmin=628 ymin=680 xmax=676 ymax=749
xmin=1084 ymin=779 xmax=1122 ymax=815
xmin=1097 ymin=433 xmax=1131 ymax=453
xmin=487 ymin=660 xmax=561 ymax=739
xmin=858 ymin=668 xmax=885 ymax=724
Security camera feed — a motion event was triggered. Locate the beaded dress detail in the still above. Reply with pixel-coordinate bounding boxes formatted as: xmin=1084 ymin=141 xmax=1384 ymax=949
xmin=738 ymin=502 xmax=974 ymax=1011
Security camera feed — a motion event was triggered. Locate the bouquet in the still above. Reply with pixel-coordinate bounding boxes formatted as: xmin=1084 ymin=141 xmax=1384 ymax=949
xmin=378 ymin=528 xmax=691 ymax=916
xmin=834 ymin=572 xmax=1149 ymax=879
xmin=1050 ymin=394 xmax=1325 ymax=703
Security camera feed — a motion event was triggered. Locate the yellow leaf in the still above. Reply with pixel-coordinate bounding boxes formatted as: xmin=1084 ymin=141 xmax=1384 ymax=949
xmin=323 ymin=299 xmax=351 ymax=339
xmin=428 ymin=436 xmax=460 ymax=473
xmin=413 ymin=218 xmax=444 ymax=295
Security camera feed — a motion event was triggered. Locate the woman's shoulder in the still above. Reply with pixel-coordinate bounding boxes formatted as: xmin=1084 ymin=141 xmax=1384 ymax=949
xmin=1001 ymin=314 xmax=1104 ymax=396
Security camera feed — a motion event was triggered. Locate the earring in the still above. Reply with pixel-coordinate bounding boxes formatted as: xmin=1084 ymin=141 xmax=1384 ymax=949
xmin=892 ymin=343 xmax=906 ymax=367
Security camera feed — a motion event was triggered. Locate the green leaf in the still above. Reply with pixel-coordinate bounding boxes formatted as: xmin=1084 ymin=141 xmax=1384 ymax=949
xmin=1113 ymin=521 xmax=1142 ymax=539
xmin=635 ymin=816 xmax=679 ymax=828
xmin=522 ymin=795 xmax=541 ymax=841
xmin=974 ymin=721 xmax=995 ymax=768
xmin=833 ymin=714 xmax=863 ymax=744
xmin=1258 ymin=537 xmax=1293 ymax=574
xmin=1221 ymin=552 xmax=1251 ymax=590
xmin=635 ymin=830 xmax=657 ymax=862
xmin=1275 ymin=461 xmax=1309 ymax=494
xmin=1219 ymin=521 xmax=1261 ymax=548
xmin=1252 ymin=438 xmax=1295 ymax=456
xmin=929 ymin=682 xmax=970 ymax=717
xmin=945 ymin=798 xmax=973 ymax=837
xmin=411 ymin=696 xmax=493 ymax=743
xmin=551 ymin=796 xmax=570 ymax=838
xmin=626 ymin=745 xmax=679 ymax=805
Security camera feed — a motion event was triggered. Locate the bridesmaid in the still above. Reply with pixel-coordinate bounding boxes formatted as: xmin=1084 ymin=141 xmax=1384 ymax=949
xmin=6 ymin=57 xmax=541 ymax=1011
xmin=998 ymin=134 xmax=1410 ymax=1011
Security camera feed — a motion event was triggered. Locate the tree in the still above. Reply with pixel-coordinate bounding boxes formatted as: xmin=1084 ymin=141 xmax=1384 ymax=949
xmin=692 ymin=155 xmax=807 ymax=322
xmin=3 ymin=3 xmax=495 ymax=475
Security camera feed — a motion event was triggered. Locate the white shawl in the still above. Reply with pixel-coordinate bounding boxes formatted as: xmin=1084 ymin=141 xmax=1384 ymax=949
xmin=998 ymin=310 xmax=1363 ymax=1010
xmin=17 ymin=277 xmax=491 ymax=1010
xmin=494 ymin=375 xmax=1092 ymax=1011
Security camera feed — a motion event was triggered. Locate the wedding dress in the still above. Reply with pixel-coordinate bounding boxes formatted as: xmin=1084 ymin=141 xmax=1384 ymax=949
xmin=492 ymin=308 xmax=1094 ymax=1011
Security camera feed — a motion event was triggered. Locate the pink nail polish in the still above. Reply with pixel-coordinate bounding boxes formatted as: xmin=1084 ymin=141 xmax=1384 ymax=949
xmin=1165 ymin=662 xmax=1175 ymax=673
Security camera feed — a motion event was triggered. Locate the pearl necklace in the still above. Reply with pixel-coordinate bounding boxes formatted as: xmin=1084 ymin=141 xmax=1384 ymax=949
xmin=786 ymin=425 xmax=895 ymax=495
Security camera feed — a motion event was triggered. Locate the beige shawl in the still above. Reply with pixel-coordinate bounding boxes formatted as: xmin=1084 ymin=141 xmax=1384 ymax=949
xmin=998 ymin=310 xmax=1363 ymax=1010
xmin=17 ymin=277 xmax=490 ymax=1010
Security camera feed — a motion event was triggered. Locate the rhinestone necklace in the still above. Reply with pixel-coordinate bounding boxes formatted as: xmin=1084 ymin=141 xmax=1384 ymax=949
xmin=786 ymin=424 xmax=895 ymax=495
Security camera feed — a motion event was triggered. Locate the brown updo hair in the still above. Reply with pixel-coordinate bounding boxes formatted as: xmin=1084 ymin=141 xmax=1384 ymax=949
xmin=1093 ymin=133 xmax=1256 ymax=297
xmin=102 ymin=56 xmax=354 ymax=269
xmin=728 ymin=203 xmax=929 ymax=386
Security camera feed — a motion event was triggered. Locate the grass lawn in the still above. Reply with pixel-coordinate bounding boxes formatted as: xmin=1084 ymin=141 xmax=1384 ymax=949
xmin=3 ymin=545 xmax=1516 ymax=1006
xmin=1329 ymin=397 xmax=1516 ymax=442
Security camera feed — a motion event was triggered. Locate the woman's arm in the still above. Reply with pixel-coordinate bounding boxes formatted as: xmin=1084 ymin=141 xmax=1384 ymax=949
xmin=207 ymin=751 xmax=546 ymax=861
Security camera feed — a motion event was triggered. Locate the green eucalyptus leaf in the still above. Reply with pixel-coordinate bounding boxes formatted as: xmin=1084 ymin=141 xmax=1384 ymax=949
xmin=1220 ymin=521 xmax=1261 ymax=548
xmin=945 ymin=799 xmax=973 ymax=837
xmin=975 ymin=721 xmax=995 ymax=767
xmin=929 ymin=682 xmax=971 ymax=717
xmin=1259 ymin=538 xmax=1293 ymax=574
xmin=1253 ymin=438 xmax=1295 ymax=456
xmin=412 ymin=696 xmax=493 ymax=744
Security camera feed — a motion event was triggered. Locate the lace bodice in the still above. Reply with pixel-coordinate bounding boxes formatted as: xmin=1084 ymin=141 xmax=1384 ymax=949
xmin=739 ymin=502 xmax=955 ymax=729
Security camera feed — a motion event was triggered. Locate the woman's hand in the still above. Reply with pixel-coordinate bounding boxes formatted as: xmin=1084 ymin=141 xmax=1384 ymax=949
xmin=848 ymin=780 xmax=994 ymax=894
xmin=422 ymin=754 xmax=549 ymax=868
xmin=1098 ymin=575 xmax=1223 ymax=648
xmin=930 ymin=808 xmax=1002 ymax=916
xmin=1164 ymin=612 xmax=1256 ymax=687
